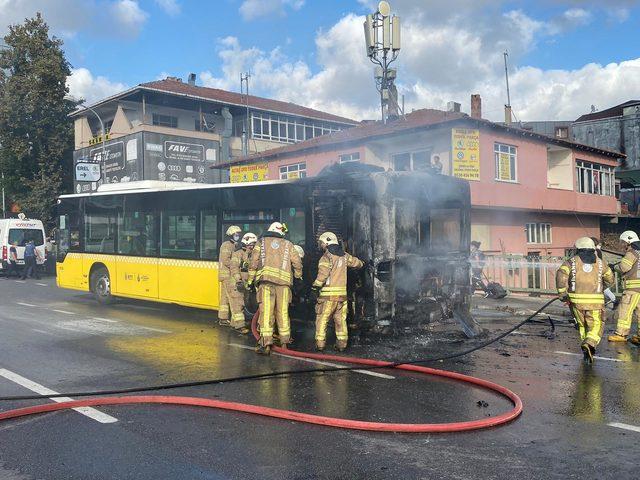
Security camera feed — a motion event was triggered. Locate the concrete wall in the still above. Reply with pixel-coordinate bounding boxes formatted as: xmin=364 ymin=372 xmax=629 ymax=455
xmin=472 ymin=209 xmax=599 ymax=255
xmin=573 ymin=107 xmax=640 ymax=170
xmin=547 ymin=148 xmax=573 ymax=190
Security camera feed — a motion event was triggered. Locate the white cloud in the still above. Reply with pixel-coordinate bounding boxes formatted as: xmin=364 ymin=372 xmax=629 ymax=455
xmin=547 ymin=8 xmax=593 ymax=35
xmin=0 ymin=0 xmax=149 ymax=38
xmin=67 ymin=67 xmax=128 ymax=104
xmin=155 ymin=0 xmax=180 ymax=15
xmin=199 ymin=3 xmax=640 ymax=123
xmin=239 ymin=0 xmax=305 ymax=21
xmin=110 ymin=0 xmax=148 ymax=37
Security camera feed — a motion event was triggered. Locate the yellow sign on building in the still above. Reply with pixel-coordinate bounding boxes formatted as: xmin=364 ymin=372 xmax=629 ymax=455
xmin=451 ymin=128 xmax=480 ymax=181
xmin=230 ymin=163 xmax=269 ymax=183
xmin=497 ymin=152 xmax=512 ymax=181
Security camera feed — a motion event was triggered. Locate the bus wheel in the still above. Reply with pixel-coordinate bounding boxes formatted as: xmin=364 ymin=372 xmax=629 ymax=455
xmin=91 ymin=267 xmax=114 ymax=304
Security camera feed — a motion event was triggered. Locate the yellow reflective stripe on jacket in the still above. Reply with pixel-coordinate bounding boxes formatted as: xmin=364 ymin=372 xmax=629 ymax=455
xmin=624 ymin=279 xmax=640 ymax=288
xmin=257 ymin=266 xmax=292 ymax=282
xmin=559 ymin=265 xmax=570 ymax=274
xmin=557 ymin=287 xmax=567 ymax=293
xmin=567 ymin=292 xmax=605 ymax=304
xmin=621 ymin=258 xmax=635 ymax=268
xmin=320 ymin=286 xmax=347 ymax=296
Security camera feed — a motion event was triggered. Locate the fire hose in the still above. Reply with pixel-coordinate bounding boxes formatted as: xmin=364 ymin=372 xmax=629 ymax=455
xmin=0 ymin=298 xmax=559 ymax=432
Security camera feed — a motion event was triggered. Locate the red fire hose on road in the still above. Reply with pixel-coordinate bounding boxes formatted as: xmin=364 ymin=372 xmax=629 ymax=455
xmin=0 ymin=310 xmax=528 ymax=433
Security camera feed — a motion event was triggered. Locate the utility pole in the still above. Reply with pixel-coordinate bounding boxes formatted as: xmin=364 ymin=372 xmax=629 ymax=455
xmin=240 ymin=72 xmax=251 ymax=156
xmin=363 ymin=1 xmax=401 ymax=124
xmin=0 ymin=43 xmax=8 ymax=217
xmin=503 ymin=51 xmax=512 ymax=125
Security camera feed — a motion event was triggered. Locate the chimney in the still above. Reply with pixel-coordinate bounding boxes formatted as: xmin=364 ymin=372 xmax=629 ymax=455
xmin=188 ymin=73 xmax=196 ymax=86
xmin=447 ymin=101 xmax=461 ymax=113
xmin=166 ymin=76 xmax=182 ymax=82
xmin=471 ymin=94 xmax=482 ymax=119
xmin=504 ymin=105 xmax=512 ymax=125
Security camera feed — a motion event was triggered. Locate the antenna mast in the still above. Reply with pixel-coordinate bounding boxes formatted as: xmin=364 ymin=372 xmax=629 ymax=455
xmin=240 ymin=72 xmax=251 ymax=156
xmin=503 ymin=51 xmax=512 ymax=125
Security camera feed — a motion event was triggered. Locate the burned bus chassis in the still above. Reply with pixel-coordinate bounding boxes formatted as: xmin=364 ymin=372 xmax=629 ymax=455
xmin=303 ymin=165 xmax=473 ymax=334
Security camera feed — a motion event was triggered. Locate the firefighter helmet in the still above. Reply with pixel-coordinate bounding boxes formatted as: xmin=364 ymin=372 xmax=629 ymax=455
xmin=620 ymin=230 xmax=640 ymax=244
xmin=318 ymin=232 xmax=339 ymax=246
xmin=226 ymin=225 xmax=242 ymax=236
xmin=293 ymin=245 xmax=305 ymax=259
xmin=575 ymin=237 xmax=596 ymax=250
xmin=241 ymin=232 xmax=257 ymax=246
xmin=268 ymin=222 xmax=288 ymax=235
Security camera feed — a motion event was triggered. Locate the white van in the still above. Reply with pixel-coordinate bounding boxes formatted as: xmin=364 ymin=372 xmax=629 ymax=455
xmin=0 ymin=216 xmax=47 ymax=272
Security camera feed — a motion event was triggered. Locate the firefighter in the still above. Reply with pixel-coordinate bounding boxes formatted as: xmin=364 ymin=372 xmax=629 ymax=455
xmin=247 ymin=222 xmax=303 ymax=354
xmin=228 ymin=232 xmax=258 ymax=335
xmin=608 ymin=230 xmax=640 ymax=345
xmin=556 ymin=237 xmax=614 ymax=364
xmin=311 ymin=232 xmax=364 ymax=352
xmin=218 ymin=225 xmax=242 ymax=327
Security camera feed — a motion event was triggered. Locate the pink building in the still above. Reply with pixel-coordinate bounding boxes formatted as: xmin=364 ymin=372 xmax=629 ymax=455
xmin=223 ymin=108 xmax=623 ymax=257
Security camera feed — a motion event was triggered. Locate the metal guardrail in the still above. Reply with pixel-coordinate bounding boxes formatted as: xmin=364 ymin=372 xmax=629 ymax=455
xmin=482 ymin=254 xmax=624 ymax=295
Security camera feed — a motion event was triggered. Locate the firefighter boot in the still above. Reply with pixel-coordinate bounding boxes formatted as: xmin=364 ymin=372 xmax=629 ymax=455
xmin=581 ymin=343 xmax=594 ymax=364
xmin=630 ymin=335 xmax=640 ymax=346
xmin=607 ymin=333 xmax=627 ymax=342
xmin=255 ymin=344 xmax=272 ymax=355
xmin=335 ymin=340 xmax=347 ymax=352
xmin=316 ymin=341 xmax=326 ymax=352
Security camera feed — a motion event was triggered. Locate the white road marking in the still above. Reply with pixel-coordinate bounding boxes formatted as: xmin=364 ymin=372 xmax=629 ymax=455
xmin=0 ymin=368 xmax=117 ymax=424
xmin=228 ymin=343 xmax=395 ymax=380
xmin=14 ymin=280 xmax=26 ymax=284
xmin=138 ymin=326 xmax=172 ymax=333
xmin=16 ymin=302 xmax=36 ymax=307
xmin=554 ymin=351 xmax=626 ymax=363
xmin=52 ymin=309 xmax=75 ymax=315
xmin=608 ymin=422 xmax=640 ymax=433
xmin=92 ymin=317 xmax=118 ymax=323
xmin=30 ymin=328 xmax=56 ymax=336
xmin=35 ymin=283 xmax=48 ymax=287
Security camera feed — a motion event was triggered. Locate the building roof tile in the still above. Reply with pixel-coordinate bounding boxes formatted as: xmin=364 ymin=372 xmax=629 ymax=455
xmin=139 ymin=79 xmax=356 ymax=125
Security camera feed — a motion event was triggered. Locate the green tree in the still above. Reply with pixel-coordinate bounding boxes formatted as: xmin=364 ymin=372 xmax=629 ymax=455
xmin=0 ymin=13 xmax=77 ymax=228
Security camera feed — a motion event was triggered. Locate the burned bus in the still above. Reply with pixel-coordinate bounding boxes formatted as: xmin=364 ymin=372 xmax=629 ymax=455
xmin=55 ymin=163 xmax=472 ymax=332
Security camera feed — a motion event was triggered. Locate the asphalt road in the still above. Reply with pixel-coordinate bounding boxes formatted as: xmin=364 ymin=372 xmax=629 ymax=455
xmin=0 ymin=277 xmax=639 ymax=479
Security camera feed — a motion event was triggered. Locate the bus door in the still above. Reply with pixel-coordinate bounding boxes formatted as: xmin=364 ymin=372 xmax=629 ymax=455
xmin=114 ymin=208 xmax=159 ymax=299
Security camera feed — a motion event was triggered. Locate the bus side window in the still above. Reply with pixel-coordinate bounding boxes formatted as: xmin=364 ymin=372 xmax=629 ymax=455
xmin=161 ymin=211 xmax=197 ymax=259
xmin=57 ymin=213 xmax=80 ymax=261
xmin=200 ymin=211 xmax=218 ymax=260
xmin=118 ymin=209 xmax=158 ymax=257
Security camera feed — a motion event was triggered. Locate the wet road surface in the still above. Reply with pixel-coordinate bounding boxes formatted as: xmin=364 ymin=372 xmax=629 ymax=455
xmin=0 ymin=277 xmax=639 ymax=479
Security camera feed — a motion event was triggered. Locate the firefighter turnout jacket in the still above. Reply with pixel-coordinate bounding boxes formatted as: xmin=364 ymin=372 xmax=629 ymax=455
xmin=312 ymin=250 xmax=364 ymax=300
xmin=617 ymin=249 xmax=640 ymax=293
xmin=248 ymin=234 xmax=303 ymax=286
xmin=218 ymin=240 xmax=235 ymax=281
xmin=556 ymin=256 xmax=614 ymax=309
xmin=230 ymin=245 xmax=252 ymax=284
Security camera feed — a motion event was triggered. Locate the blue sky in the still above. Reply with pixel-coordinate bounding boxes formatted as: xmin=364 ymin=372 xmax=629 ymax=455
xmin=2 ymin=0 xmax=640 ymax=121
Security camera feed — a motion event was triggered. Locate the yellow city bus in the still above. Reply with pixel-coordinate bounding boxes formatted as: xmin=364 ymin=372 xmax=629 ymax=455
xmin=56 ymin=165 xmax=472 ymax=330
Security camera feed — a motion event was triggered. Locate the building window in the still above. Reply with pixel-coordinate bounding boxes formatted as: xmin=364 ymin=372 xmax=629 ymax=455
xmin=555 ymin=127 xmax=569 ymax=139
xmin=279 ymin=163 xmax=307 ymax=179
xmin=576 ymin=160 xmax=615 ymax=196
xmin=392 ymin=150 xmax=433 ymax=171
xmin=251 ymin=112 xmax=341 ymax=144
xmin=526 ymin=223 xmax=552 ymax=244
xmin=339 ymin=152 xmax=360 ymax=163
xmin=494 ymin=143 xmax=517 ymax=182
xmin=152 ymin=113 xmax=178 ymax=128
